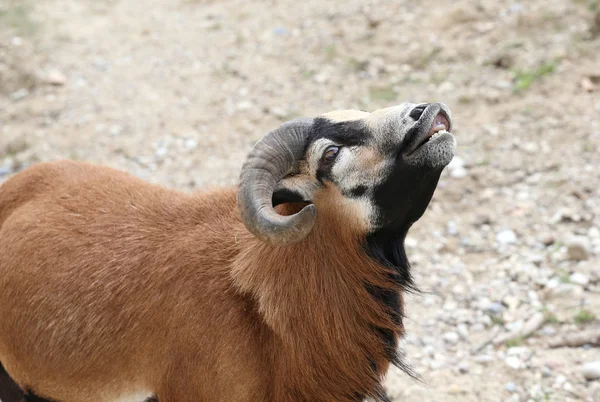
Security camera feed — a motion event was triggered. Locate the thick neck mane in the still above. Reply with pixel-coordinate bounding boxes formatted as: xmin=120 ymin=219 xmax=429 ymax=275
xmin=231 ymin=199 xmax=413 ymax=402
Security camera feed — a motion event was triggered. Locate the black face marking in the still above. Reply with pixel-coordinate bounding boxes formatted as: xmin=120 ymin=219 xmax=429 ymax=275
xmin=372 ymin=157 xmax=443 ymax=231
xmin=348 ymin=185 xmax=367 ymax=198
xmin=310 ymin=118 xmax=369 ymax=147
xmin=310 ymin=118 xmax=370 ymax=185
xmin=272 ymin=187 xmax=307 ymax=206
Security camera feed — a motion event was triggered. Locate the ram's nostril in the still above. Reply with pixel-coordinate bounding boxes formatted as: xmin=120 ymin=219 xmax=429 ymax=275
xmin=409 ymin=104 xmax=428 ymax=121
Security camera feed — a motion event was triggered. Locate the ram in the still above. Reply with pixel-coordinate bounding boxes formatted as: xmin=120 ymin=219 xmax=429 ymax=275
xmin=0 ymin=102 xmax=454 ymax=402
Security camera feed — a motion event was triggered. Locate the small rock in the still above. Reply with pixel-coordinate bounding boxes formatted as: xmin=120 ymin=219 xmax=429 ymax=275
xmin=313 ymin=73 xmax=328 ymax=84
xmin=503 ymin=295 xmax=520 ymax=312
xmin=447 ymin=384 xmax=465 ymax=394
xmin=443 ymin=331 xmax=460 ymax=345
xmin=505 ymin=356 xmax=522 ymax=370
xmin=569 ymin=272 xmax=589 ymax=286
xmin=272 ymin=26 xmax=289 ymax=36
xmin=438 ymin=81 xmax=455 ymax=93
xmin=507 ymin=346 xmax=531 ymax=358
xmin=405 ymin=237 xmax=417 ymax=248
xmin=155 ymin=147 xmax=168 ymax=158
xmin=447 ymin=220 xmax=459 ymax=236
xmin=496 ymin=229 xmax=517 ymax=245
xmin=457 ymin=323 xmax=469 ymax=339
xmin=486 ymin=302 xmax=505 ymax=315
xmin=236 ymin=100 xmax=253 ymax=111
xmin=554 ymin=374 xmax=567 ymax=387
xmin=504 ymin=381 xmax=517 ymax=392
xmin=44 ymin=69 xmax=67 ymax=86
xmin=541 ymin=234 xmax=555 ymax=246
xmin=109 ymin=125 xmax=123 ymax=136
xmin=448 ymin=155 xmax=468 ymax=178
xmin=581 ymin=361 xmax=600 ymax=380
xmin=474 ymin=355 xmax=494 ymax=364
xmin=184 ymin=138 xmax=198 ymax=150
xmin=567 ymin=237 xmax=590 ymax=261
xmin=269 ymin=106 xmax=289 ymax=118
xmin=11 ymin=36 xmax=23 ymax=46
xmin=458 ymin=361 xmax=469 ymax=374
xmin=10 ymin=88 xmax=29 ymax=101
xmin=542 ymin=366 xmax=552 ymax=378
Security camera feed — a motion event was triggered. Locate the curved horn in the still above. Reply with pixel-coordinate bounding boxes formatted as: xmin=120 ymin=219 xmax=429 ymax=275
xmin=237 ymin=118 xmax=316 ymax=245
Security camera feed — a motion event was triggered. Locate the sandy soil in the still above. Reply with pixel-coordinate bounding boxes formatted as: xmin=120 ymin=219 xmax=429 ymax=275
xmin=1 ymin=0 xmax=600 ymax=401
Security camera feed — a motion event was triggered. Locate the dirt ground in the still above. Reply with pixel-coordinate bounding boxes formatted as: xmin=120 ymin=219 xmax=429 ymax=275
xmin=1 ymin=0 xmax=600 ymax=401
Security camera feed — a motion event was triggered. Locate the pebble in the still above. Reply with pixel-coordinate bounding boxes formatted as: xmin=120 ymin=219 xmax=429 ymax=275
xmin=44 ymin=69 xmax=67 ymax=86
xmin=567 ymin=236 xmax=590 ymax=261
xmin=458 ymin=361 xmax=469 ymax=374
xmin=11 ymin=36 xmax=23 ymax=46
xmin=504 ymin=381 xmax=517 ymax=392
xmin=448 ymin=156 xmax=468 ymax=178
xmin=496 ymin=229 xmax=517 ymax=245
xmin=457 ymin=323 xmax=469 ymax=339
xmin=447 ymin=220 xmax=459 ymax=236
xmin=443 ymin=331 xmax=460 ymax=345
xmin=505 ymin=356 xmax=522 ymax=370
xmin=474 ymin=355 xmax=494 ymax=364
xmin=236 ymin=100 xmax=253 ymax=111
xmin=581 ymin=361 xmax=600 ymax=380
xmin=438 ymin=81 xmax=456 ymax=93
xmin=10 ymin=88 xmax=29 ymax=101
xmin=486 ymin=302 xmax=505 ymax=315
xmin=109 ymin=125 xmax=123 ymax=136
xmin=569 ymin=272 xmax=589 ymax=286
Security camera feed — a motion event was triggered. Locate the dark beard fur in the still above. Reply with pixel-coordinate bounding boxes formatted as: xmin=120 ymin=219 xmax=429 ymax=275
xmin=362 ymin=227 xmax=421 ymax=401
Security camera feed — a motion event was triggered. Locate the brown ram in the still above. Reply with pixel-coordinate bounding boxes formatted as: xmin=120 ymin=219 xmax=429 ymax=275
xmin=0 ymin=102 xmax=454 ymax=402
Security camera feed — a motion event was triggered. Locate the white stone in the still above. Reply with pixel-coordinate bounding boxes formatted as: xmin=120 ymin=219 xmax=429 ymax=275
xmin=457 ymin=323 xmax=469 ymax=339
xmin=443 ymin=331 xmax=460 ymax=344
xmin=581 ymin=361 xmax=600 ymax=380
xmin=505 ymin=356 xmax=522 ymax=370
xmin=569 ymin=272 xmax=589 ymax=286
xmin=496 ymin=229 xmax=517 ymax=245
xmin=447 ymin=156 xmax=467 ymax=178
xmin=45 ymin=69 xmax=67 ymax=86
xmin=474 ymin=355 xmax=494 ymax=364
xmin=236 ymin=100 xmax=253 ymax=111
xmin=458 ymin=361 xmax=469 ymax=374
xmin=10 ymin=88 xmax=29 ymax=101
xmin=438 ymin=81 xmax=455 ymax=93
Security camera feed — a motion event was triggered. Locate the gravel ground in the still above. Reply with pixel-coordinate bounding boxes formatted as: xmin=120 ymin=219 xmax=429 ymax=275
xmin=1 ymin=0 xmax=600 ymax=401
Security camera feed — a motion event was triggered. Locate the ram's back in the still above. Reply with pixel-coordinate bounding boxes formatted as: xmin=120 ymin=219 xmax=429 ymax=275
xmin=0 ymin=161 xmax=247 ymax=400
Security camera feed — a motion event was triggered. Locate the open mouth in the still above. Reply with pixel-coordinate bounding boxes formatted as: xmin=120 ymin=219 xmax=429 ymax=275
xmin=420 ymin=113 xmax=451 ymax=146
xmin=406 ymin=107 xmax=453 ymax=156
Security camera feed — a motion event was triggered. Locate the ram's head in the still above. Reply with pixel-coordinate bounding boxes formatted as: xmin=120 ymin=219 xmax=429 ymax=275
xmin=238 ymin=102 xmax=455 ymax=245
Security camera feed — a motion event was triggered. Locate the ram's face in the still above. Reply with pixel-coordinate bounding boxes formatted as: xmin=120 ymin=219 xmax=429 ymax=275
xmin=274 ymin=103 xmax=455 ymax=234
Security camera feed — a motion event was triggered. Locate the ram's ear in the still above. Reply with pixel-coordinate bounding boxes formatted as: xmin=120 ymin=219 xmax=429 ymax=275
xmin=272 ymin=175 xmax=318 ymax=207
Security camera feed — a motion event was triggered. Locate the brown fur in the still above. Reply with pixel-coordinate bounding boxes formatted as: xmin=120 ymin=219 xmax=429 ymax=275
xmin=0 ymin=161 xmax=403 ymax=402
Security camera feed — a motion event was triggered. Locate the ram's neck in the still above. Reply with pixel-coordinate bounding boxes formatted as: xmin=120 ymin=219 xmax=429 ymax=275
xmin=231 ymin=202 xmax=409 ymax=402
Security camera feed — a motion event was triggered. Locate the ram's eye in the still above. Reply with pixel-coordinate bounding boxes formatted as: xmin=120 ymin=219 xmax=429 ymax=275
xmin=323 ymin=146 xmax=340 ymax=163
